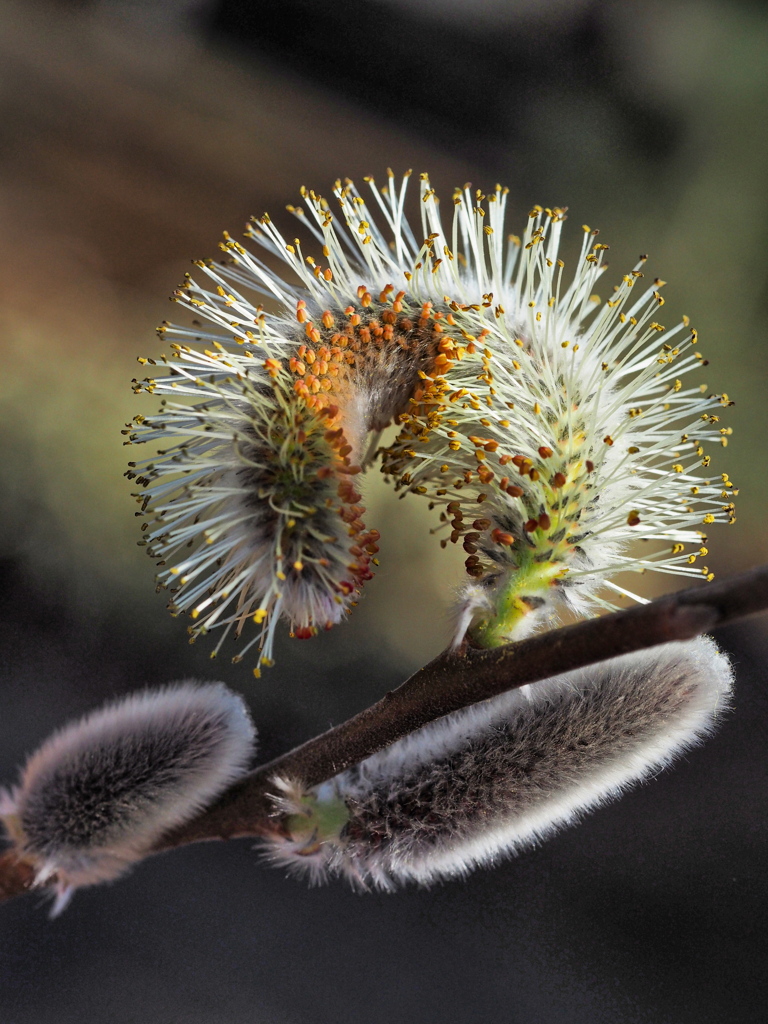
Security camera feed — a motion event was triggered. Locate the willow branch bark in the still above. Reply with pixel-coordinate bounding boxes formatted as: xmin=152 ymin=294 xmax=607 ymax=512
xmin=2 ymin=565 xmax=768 ymax=905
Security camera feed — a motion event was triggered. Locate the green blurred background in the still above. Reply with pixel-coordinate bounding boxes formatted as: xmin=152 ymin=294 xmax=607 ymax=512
xmin=0 ymin=2 xmax=766 ymax=1022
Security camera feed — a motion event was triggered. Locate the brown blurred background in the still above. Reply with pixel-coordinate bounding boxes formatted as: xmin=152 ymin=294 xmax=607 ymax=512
xmin=0 ymin=1 xmax=766 ymax=1022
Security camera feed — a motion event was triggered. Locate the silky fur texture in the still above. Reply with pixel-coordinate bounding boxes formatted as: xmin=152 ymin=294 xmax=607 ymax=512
xmin=265 ymin=637 xmax=732 ymax=889
xmin=0 ymin=681 xmax=255 ymax=913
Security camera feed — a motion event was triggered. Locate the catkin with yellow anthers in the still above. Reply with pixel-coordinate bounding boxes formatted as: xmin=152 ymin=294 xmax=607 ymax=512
xmin=129 ymin=173 xmax=734 ymax=666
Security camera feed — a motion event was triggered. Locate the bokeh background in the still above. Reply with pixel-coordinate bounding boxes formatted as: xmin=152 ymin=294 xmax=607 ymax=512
xmin=1 ymin=0 xmax=767 ymax=1021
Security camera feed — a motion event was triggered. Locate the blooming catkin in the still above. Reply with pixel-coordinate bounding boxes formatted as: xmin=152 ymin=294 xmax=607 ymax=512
xmin=264 ymin=637 xmax=732 ymax=890
xmin=127 ymin=173 xmax=734 ymax=671
xmin=0 ymin=681 xmax=255 ymax=914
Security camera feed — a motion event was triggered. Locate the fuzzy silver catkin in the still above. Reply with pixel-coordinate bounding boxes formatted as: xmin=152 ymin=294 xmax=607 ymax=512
xmin=0 ymin=681 xmax=255 ymax=914
xmin=265 ymin=637 xmax=732 ymax=890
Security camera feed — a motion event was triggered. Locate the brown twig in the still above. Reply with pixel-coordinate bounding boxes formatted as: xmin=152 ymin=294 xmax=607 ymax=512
xmin=0 ymin=854 xmax=36 ymax=905
xmin=2 ymin=564 xmax=768 ymax=906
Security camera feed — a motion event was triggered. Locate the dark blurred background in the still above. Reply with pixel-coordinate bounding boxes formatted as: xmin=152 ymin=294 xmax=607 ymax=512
xmin=1 ymin=1 xmax=767 ymax=1021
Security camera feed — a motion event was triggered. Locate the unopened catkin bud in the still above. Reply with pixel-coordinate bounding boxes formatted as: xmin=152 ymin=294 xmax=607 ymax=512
xmin=0 ymin=681 xmax=255 ymax=914
xmin=264 ymin=637 xmax=731 ymax=890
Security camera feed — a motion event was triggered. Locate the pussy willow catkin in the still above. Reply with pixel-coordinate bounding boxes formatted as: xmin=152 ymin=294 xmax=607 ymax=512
xmin=0 ymin=682 xmax=255 ymax=914
xmin=127 ymin=173 xmax=734 ymax=670
xmin=264 ymin=637 xmax=732 ymax=889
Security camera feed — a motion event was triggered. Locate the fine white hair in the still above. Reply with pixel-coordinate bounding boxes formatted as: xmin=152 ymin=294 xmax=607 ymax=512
xmin=264 ymin=637 xmax=732 ymax=890
xmin=1 ymin=681 xmax=255 ymax=914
